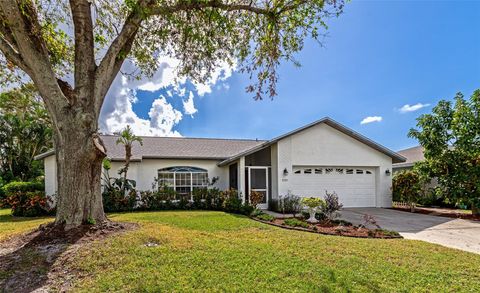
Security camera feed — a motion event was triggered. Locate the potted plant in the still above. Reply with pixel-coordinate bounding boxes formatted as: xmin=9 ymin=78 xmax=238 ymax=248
xmin=302 ymin=197 xmax=325 ymax=224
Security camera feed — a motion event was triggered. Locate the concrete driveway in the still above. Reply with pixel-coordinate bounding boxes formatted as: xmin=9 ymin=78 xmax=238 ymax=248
xmin=340 ymin=208 xmax=480 ymax=254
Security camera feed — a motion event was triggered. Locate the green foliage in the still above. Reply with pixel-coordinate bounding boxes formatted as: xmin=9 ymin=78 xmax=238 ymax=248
xmin=256 ymin=213 xmax=275 ymax=222
xmin=283 ymin=218 xmax=309 ymax=228
xmin=392 ymin=170 xmax=422 ymax=209
xmin=86 ymin=216 xmax=96 ymax=225
xmin=222 ymin=189 xmax=243 ymax=213
xmin=102 ymin=187 xmax=137 ymax=213
xmin=0 ymin=85 xmax=52 ymax=183
xmin=271 ymin=192 xmax=302 ymax=216
xmin=2 ymin=181 xmax=51 ymax=216
xmin=408 ymin=90 xmax=480 ymax=214
xmin=0 ymin=1 xmax=344 ymax=100
xmin=104 ymin=185 xmax=252 ymax=215
xmin=2 ymin=181 xmax=44 ymax=195
xmin=375 ymin=229 xmax=401 ymax=237
xmin=321 ymin=191 xmax=343 ymax=221
xmin=301 ymin=197 xmax=325 ymax=209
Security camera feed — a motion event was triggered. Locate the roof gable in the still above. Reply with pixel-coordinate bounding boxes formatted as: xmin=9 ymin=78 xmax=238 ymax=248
xmin=218 ymin=117 xmax=406 ymax=166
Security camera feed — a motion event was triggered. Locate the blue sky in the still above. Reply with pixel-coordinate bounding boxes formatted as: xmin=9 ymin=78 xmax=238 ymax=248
xmin=126 ymin=0 xmax=480 ymax=151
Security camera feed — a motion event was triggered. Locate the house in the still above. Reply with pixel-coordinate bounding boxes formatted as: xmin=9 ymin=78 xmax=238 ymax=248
xmin=392 ymin=146 xmax=424 ymax=173
xmin=36 ymin=117 xmax=406 ymax=209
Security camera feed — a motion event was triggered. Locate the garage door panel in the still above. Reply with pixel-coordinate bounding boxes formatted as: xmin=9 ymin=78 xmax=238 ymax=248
xmin=291 ymin=166 xmax=376 ymax=207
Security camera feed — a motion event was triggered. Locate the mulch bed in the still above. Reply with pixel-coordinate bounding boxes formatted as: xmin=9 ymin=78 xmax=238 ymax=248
xmin=0 ymin=221 xmax=138 ymax=293
xmin=391 ymin=207 xmax=480 ymax=221
xmin=253 ymin=218 xmax=402 ymax=239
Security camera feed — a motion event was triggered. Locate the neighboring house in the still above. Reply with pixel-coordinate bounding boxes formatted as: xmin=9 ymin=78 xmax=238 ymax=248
xmin=36 ymin=117 xmax=406 ymax=209
xmin=392 ymin=146 xmax=424 ymax=173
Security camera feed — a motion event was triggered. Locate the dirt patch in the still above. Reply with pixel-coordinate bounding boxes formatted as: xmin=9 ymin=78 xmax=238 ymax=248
xmin=0 ymin=221 xmax=138 ymax=293
xmin=256 ymin=218 xmax=402 ymax=239
xmin=391 ymin=207 xmax=480 ymax=221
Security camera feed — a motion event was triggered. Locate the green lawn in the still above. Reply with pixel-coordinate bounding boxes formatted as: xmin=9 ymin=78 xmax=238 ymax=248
xmin=2 ymin=209 xmax=480 ymax=292
xmin=0 ymin=209 xmax=52 ymax=242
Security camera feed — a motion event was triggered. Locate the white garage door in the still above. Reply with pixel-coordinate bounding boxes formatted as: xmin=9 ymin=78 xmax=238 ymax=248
xmin=290 ymin=166 xmax=376 ymax=207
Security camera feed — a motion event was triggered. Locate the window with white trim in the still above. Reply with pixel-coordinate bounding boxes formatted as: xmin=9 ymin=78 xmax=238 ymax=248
xmin=158 ymin=166 xmax=208 ymax=199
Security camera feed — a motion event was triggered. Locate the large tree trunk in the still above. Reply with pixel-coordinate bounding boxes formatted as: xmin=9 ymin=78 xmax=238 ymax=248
xmin=54 ymin=114 xmax=107 ymax=228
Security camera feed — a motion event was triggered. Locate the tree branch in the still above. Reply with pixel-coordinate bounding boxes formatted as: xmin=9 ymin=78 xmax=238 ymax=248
xmin=148 ymin=0 xmax=309 ymax=16
xmin=94 ymin=0 xmax=309 ymax=116
xmin=0 ymin=0 xmax=69 ymax=123
xmin=69 ymin=0 xmax=96 ymax=106
xmin=0 ymin=36 xmax=31 ymax=75
xmin=94 ymin=0 xmax=152 ymax=116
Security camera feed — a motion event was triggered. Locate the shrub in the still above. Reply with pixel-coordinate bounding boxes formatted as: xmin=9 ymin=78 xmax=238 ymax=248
xmin=1 ymin=181 xmax=49 ymax=216
xmin=321 ymin=191 xmax=343 ymax=221
xmin=359 ymin=214 xmax=381 ymax=229
xmin=256 ymin=213 xmax=275 ymax=222
xmin=222 ymin=189 xmax=242 ymax=212
xmin=6 ymin=191 xmax=52 ymax=217
xmin=271 ymin=192 xmax=303 ymax=217
xmin=249 ymin=191 xmax=264 ymax=209
xmin=102 ymin=189 xmax=137 ymax=212
xmin=102 ymin=171 xmax=139 ymax=212
xmin=2 ymin=181 xmax=44 ymax=195
xmin=375 ymin=229 xmax=400 ymax=237
xmin=393 ymin=170 xmax=422 ymax=212
xmin=206 ymin=188 xmax=223 ymax=210
xmin=239 ymin=204 xmax=254 ymax=216
xmin=250 ymin=209 xmax=263 ymax=217
xmin=283 ymin=218 xmax=309 ymax=228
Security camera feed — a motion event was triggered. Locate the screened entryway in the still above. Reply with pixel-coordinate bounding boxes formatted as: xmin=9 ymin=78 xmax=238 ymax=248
xmin=247 ymin=167 xmax=269 ymax=209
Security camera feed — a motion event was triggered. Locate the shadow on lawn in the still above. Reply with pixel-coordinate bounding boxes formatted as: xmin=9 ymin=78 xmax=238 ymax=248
xmin=0 ymin=221 xmax=137 ymax=292
xmin=0 ymin=213 xmax=52 ymax=223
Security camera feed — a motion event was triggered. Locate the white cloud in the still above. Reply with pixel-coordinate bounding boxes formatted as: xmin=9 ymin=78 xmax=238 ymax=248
xmin=399 ymin=103 xmax=430 ymax=113
xmin=99 ymin=58 xmax=234 ymax=136
xmin=183 ymin=91 xmax=198 ymax=116
xmin=360 ymin=116 xmax=383 ymax=125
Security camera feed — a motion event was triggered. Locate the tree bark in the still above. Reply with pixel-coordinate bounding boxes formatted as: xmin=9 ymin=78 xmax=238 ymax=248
xmin=53 ymin=113 xmax=106 ymax=228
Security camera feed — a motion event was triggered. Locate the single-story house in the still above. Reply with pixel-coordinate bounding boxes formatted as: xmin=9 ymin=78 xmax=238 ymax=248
xmin=392 ymin=146 xmax=424 ymax=173
xmin=36 ymin=117 xmax=406 ymax=209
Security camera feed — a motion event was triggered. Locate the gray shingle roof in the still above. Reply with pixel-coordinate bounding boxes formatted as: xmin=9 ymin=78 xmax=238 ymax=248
xmin=393 ymin=146 xmax=424 ymax=168
xmin=102 ymin=135 xmax=265 ymax=161
xmin=35 ymin=135 xmax=265 ymax=161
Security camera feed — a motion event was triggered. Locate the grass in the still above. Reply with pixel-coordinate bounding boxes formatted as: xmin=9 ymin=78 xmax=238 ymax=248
xmin=2 ymin=209 xmax=480 ymax=292
xmin=0 ymin=209 xmax=52 ymax=242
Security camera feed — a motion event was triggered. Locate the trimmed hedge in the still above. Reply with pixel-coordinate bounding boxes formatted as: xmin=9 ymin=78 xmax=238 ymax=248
xmin=102 ymin=187 xmax=254 ymax=216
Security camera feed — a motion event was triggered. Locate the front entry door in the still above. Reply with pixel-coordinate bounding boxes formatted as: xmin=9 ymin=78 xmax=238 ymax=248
xmin=248 ymin=167 xmax=268 ymax=209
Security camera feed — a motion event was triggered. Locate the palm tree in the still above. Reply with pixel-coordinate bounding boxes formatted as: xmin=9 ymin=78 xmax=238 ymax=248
xmin=116 ymin=126 xmax=143 ymax=192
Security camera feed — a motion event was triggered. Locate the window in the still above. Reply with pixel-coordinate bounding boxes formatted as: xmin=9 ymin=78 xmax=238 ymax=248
xmin=336 ymin=168 xmax=344 ymax=174
xmin=356 ymin=169 xmax=364 ymax=174
xmin=158 ymin=166 xmax=208 ymax=199
xmin=346 ymin=169 xmax=354 ymax=174
xmin=314 ymin=168 xmax=322 ymax=174
xmin=303 ymin=168 xmax=312 ymax=174
xmin=366 ymin=170 xmax=372 ymax=174
xmin=325 ymin=168 xmax=333 ymax=174
xmin=294 ymin=169 xmax=301 ymax=174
